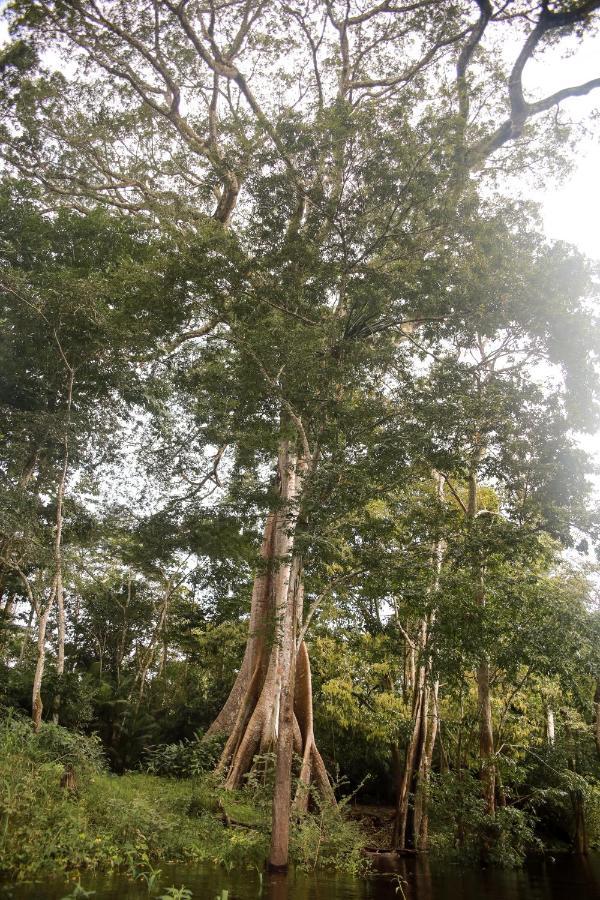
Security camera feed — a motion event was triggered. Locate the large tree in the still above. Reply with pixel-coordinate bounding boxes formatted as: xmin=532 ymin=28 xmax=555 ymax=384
xmin=2 ymin=0 xmax=600 ymax=868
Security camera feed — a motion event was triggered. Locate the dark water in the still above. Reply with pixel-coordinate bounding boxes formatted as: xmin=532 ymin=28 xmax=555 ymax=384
xmin=2 ymin=855 xmax=599 ymax=900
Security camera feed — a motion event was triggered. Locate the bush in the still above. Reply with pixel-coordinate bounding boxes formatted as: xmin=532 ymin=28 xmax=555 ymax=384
xmin=291 ymin=800 xmax=369 ymax=875
xmin=143 ymin=734 xmax=225 ymax=778
xmin=533 ymin=768 xmax=600 ymax=852
xmin=0 ymin=710 xmax=106 ymax=773
xmin=35 ymin=722 xmax=107 ymax=774
xmin=427 ymin=771 xmax=539 ymax=867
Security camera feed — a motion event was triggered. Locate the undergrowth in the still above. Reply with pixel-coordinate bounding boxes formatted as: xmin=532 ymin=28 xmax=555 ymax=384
xmin=0 ymin=713 xmax=368 ymax=883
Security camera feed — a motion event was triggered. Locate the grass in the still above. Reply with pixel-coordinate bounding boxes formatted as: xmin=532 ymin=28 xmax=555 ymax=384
xmin=0 ymin=714 xmax=368 ymax=883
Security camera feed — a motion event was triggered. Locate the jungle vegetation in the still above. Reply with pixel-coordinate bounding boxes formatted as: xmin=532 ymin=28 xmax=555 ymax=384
xmin=1 ymin=0 xmax=600 ymax=881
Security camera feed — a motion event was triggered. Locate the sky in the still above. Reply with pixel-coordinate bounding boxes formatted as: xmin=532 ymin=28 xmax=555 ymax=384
xmin=541 ymin=151 xmax=600 ymax=262
xmin=531 ymin=35 xmax=600 ymax=263
xmin=526 ymin=34 xmax=600 ymax=473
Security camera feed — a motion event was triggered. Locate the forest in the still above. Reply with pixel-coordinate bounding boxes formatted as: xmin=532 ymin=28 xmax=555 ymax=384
xmin=1 ymin=1 xmax=600 ymax=897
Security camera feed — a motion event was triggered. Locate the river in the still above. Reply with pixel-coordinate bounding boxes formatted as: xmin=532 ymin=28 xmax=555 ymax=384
xmin=1 ymin=855 xmax=599 ymax=899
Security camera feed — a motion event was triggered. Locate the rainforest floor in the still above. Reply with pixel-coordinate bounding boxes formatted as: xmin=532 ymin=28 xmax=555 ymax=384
xmin=0 ymin=714 xmax=368 ymax=884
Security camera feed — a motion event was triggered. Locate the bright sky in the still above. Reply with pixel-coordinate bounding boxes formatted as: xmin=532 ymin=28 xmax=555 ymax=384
xmin=527 ymin=34 xmax=600 ymax=473
xmin=541 ymin=149 xmax=600 ymax=261
xmin=530 ymin=35 xmax=600 ymax=262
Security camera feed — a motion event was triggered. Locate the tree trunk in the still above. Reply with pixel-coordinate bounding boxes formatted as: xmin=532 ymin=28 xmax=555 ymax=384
xmin=415 ymin=679 xmax=439 ymax=850
xmin=390 ymin=743 xmax=403 ymax=806
xmin=206 ymin=511 xmax=277 ymax=739
xmin=572 ymin=791 xmax=589 ymax=855
xmin=268 ymin=553 xmax=300 ymax=872
xmin=477 ymin=658 xmax=496 ymax=817
xmin=51 ymin=569 xmax=65 ymax=725
xmin=468 ymin=459 xmax=496 ymax=818
xmin=593 ymin=680 xmax=600 ymax=760
xmin=51 ymin=365 xmax=73 ymax=725
xmin=393 ymin=624 xmax=428 ymax=850
xmin=403 ymin=633 xmax=415 ymax=703
xmin=134 ymin=578 xmax=173 ymax=714
xmin=546 ymin=706 xmax=555 ymax=748
xmin=393 ymin=473 xmax=444 ymax=851
xmin=292 ymin=639 xmax=335 ymax=810
xmin=33 ymin=602 xmax=53 ymax=731
xmin=212 ymin=436 xmax=333 ymax=827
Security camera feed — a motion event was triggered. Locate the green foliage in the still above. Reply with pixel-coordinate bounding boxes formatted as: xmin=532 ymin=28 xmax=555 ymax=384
xmin=0 ymin=711 xmax=106 ymax=773
xmin=143 ymin=735 xmax=225 ymax=779
xmin=1 ymin=0 xmax=600 ymax=883
xmin=0 ymin=713 xmax=367 ymax=881
xmin=290 ymin=799 xmax=369 ymax=876
xmin=160 ymin=889 xmax=192 ymax=900
xmin=526 ymin=744 xmax=600 ymax=851
xmin=428 ymin=773 xmax=540 ymax=867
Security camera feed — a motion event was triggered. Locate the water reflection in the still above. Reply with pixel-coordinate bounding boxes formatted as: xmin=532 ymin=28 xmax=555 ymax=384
xmin=1 ymin=854 xmax=599 ymax=900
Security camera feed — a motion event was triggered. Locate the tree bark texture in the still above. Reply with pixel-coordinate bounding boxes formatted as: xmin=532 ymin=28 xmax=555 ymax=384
xmin=210 ymin=437 xmax=334 ymax=830
xmin=34 ymin=364 xmax=73 ymax=730
xmin=476 ymin=657 xmax=496 ymax=817
xmin=414 ymin=679 xmax=440 ymax=850
xmin=594 ymin=680 xmax=600 ymax=760
xmin=546 ymin=706 xmax=555 ymax=748
xmin=393 ymin=473 xmax=444 ymax=851
xmin=468 ymin=458 xmax=496 ymax=818
xmin=51 ymin=366 xmax=73 ymax=726
xmin=32 ymin=603 xmax=53 ymax=731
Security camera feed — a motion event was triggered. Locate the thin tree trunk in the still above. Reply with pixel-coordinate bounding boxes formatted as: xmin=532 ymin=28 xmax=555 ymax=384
xmin=268 ymin=551 xmax=301 ymax=871
xmin=394 ymin=623 xmax=428 ymax=850
xmin=51 ymin=568 xmax=65 ymax=725
xmin=51 ymin=364 xmax=73 ymax=725
xmin=573 ymin=792 xmax=589 ymax=855
xmin=468 ymin=458 xmax=496 ymax=818
xmin=415 ymin=679 xmax=439 ymax=850
xmin=593 ymin=681 xmax=600 ymax=760
xmin=115 ymin=576 xmax=132 ymax=690
xmin=33 ymin=602 xmax=54 ymax=731
xmin=394 ymin=473 xmax=444 ymax=851
xmin=13 ymin=564 xmax=53 ymax=733
xmin=390 ymin=743 xmax=403 ymax=806
xmin=403 ymin=631 xmax=415 ymax=703
xmin=134 ymin=577 xmax=173 ymax=713
xmin=546 ymin=706 xmax=555 ymax=748
xmin=476 ymin=657 xmax=496 ymax=816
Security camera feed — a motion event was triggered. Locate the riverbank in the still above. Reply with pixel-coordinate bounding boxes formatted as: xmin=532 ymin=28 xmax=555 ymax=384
xmin=3 ymin=713 xmax=599 ymax=892
xmin=0 ymin=715 xmax=367 ymax=884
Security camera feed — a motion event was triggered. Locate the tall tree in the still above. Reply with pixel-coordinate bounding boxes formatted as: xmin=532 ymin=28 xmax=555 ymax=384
xmin=3 ymin=0 xmax=600 ymax=868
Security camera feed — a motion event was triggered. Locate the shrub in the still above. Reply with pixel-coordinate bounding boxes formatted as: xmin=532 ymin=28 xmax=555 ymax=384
xmin=0 ymin=710 xmax=106 ymax=773
xmin=427 ymin=771 xmax=540 ymax=867
xmin=143 ymin=734 xmax=224 ymax=778
xmin=291 ymin=800 xmax=369 ymax=875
